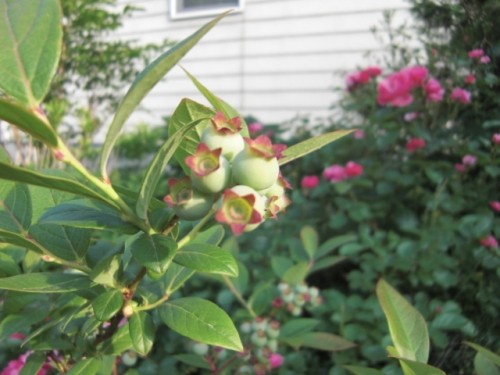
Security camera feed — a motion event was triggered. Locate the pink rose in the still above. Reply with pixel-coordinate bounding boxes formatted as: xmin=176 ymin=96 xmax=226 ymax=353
xmin=300 ymin=175 xmax=320 ymax=189
xmin=402 ymin=65 xmax=428 ymax=86
xmin=462 ymin=154 xmax=477 ymax=167
xmin=377 ymin=71 xmax=414 ymax=107
xmin=346 ymin=66 xmax=381 ymax=89
xmin=344 ymin=161 xmax=363 ymax=177
xmin=323 ymin=164 xmax=346 ymax=183
xmin=269 ymin=353 xmax=284 ymax=369
xmin=490 ymin=201 xmax=500 ymax=212
xmin=468 ymin=49 xmax=484 ymax=58
xmin=406 ymin=138 xmax=426 ymax=153
xmin=492 ymin=133 xmax=500 ymax=145
xmin=480 ymin=235 xmax=498 ymax=248
xmin=450 ymin=88 xmax=471 ymax=104
xmin=479 ymin=55 xmax=491 ymax=64
xmin=425 ymin=78 xmax=445 ymax=102
xmin=464 ymin=74 xmax=476 ymax=85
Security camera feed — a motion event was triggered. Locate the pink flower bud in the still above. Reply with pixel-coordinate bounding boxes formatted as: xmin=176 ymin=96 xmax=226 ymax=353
xmin=468 ymin=49 xmax=484 ymax=59
xmin=406 ymin=138 xmax=426 ymax=153
xmin=462 ymin=154 xmax=477 ymax=167
xmin=425 ymin=78 xmax=444 ymax=102
xmin=269 ymin=353 xmax=284 ymax=369
xmin=248 ymin=122 xmax=264 ymax=133
xmin=300 ymin=175 xmax=320 ymax=189
xmin=464 ymin=74 xmax=476 ymax=85
xmin=323 ymin=164 xmax=346 ymax=183
xmin=479 ymin=55 xmax=491 ymax=64
xmin=353 ymin=129 xmax=365 ymax=139
xmin=454 ymin=163 xmax=466 ymax=173
xmin=344 ymin=161 xmax=363 ymax=177
xmin=490 ymin=201 xmax=500 ymax=212
xmin=480 ymin=235 xmax=498 ymax=248
xmin=404 ymin=112 xmax=419 ymax=122
xmin=492 ymin=133 xmax=500 ymax=145
xmin=450 ymin=88 xmax=471 ymax=104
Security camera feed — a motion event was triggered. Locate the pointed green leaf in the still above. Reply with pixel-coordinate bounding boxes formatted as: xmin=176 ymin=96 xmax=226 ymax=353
xmin=92 ymin=290 xmax=123 ymax=322
xmin=159 ymin=297 xmax=243 ymax=352
xmin=67 ymin=358 xmax=100 ymax=375
xmin=29 ymin=184 xmax=73 ymax=223
xmin=465 ymin=341 xmax=500 ymax=366
xmin=282 ymin=332 xmax=356 ymax=352
xmin=29 ymin=224 xmax=90 ymax=263
xmin=282 ymin=262 xmax=309 ymax=285
xmin=300 ymin=226 xmax=318 ymax=260
xmin=0 ymin=183 xmax=31 ymax=232
xmin=136 ymin=118 xmax=207 ymax=219
xmin=173 ymin=354 xmax=211 ymax=370
xmin=376 ymin=279 xmax=429 ymax=362
xmin=0 ymin=162 xmax=120 ymax=210
xmin=474 ymin=352 xmax=500 ymax=375
xmin=19 ymin=353 xmax=47 ymax=375
xmin=189 ymin=224 xmax=225 ymax=246
xmin=167 ymin=99 xmax=215 ymax=175
xmin=174 ymin=243 xmax=238 ymax=276
xmin=0 ymin=0 xmax=62 ymax=106
xmin=0 ymin=145 xmax=11 ymax=163
xmin=99 ymin=12 xmax=228 ymax=179
xmin=130 ymin=233 xmax=177 ymax=275
xmin=0 ymin=272 xmax=92 ymax=293
xmin=99 ymin=323 xmax=133 ymax=355
xmin=398 ymin=358 xmax=445 ymax=375
xmin=40 ymin=199 xmax=136 ymax=232
xmin=0 ymin=229 xmax=44 ymax=253
xmin=162 ymin=263 xmax=195 ymax=294
xmin=310 ymin=256 xmax=346 ymax=274
xmin=0 ymin=99 xmax=58 ymax=146
xmin=316 ymin=233 xmax=357 ymax=259
xmin=182 ymin=68 xmax=249 ymax=136
xmin=279 ymin=318 xmax=320 ymax=339
xmin=343 ymin=366 xmax=384 ymax=375
xmin=279 ymin=130 xmax=354 ymax=166
xmin=90 ymin=254 xmax=122 ymax=288
xmin=129 ymin=311 xmax=156 ymax=355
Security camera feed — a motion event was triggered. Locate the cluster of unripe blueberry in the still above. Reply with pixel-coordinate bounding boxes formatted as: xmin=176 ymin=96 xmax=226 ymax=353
xmin=277 ymin=282 xmax=323 ymax=316
xmin=238 ymin=317 xmax=284 ymax=374
xmin=164 ymin=112 xmax=290 ymax=235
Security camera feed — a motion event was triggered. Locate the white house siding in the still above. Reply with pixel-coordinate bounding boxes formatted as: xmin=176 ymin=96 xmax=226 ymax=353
xmin=112 ymin=0 xmax=413 ymax=129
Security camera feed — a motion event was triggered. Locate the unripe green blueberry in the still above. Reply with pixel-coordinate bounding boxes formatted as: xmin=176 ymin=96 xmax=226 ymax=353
xmin=192 ymin=342 xmax=209 ymax=356
xmin=251 ymin=330 xmax=268 ymax=347
xmin=295 ymin=283 xmax=309 ymax=294
xmin=190 ymin=155 xmax=231 ymax=194
xmin=240 ymin=321 xmax=252 ymax=334
xmin=201 ymin=127 xmax=245 ymax=161
xmin=252 ymin=317 xmax=268 ymax=332
xmin=237 ymin=366 xmax=253 ymax=375
xmin=173 ymin=191 xmax=213 ymax=221
xmin=267 ymin=339 xmax=278 ymax=352
xmin=232 ymin=149 xmax=279 ymax=191
xmin=121 ymin=351 xmax=138 ymax=367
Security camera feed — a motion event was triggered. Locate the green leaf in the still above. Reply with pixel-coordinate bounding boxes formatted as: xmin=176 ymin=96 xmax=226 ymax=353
xmin=136 ymin=118 xmax=207 ymax=219
xmin=0 ymin=311 xmax=47 ymax=340
xmin=398 ymin=358 xmax=445 ymax=375
xmin=92 ymin=290 xmax=123 ymax=321
xmin=279 ymin=318 xmax=320 ymax=338
xmin=0 ymin=145 xmax=11 ymax=163
xmin=0 ymin=162 xmax=119 ymax=210
xmin=300 ymin=226 xmax=318 ymax=260
xmin=130 ymin=233 xmax=177 ymax=275
xmin=0 ymin=183 xmax=31 ymax=232
xmin=159 ymin=296 xmax=243 ymax=352
xmin=167 ymin=99 xmax=215 ymax=174
xmin=0 ymin=0 xmax=62 ymax=106
xmin=315 ymin=233 xmax=357 ymax=259
xmin=29 ymin=224 xmax=90 ymax=262
xmin=19 ymin=353 xmax=47 ymax=375
xmin=0 ymin=229 xmax=43 ymax=254
xmin=189 ymin=224 xmax=225 ymax=246
xmin=90 ymin=254 xmax=122 ymax=288
xmin=0 ymin=99 xmax=58 ymax=146
xmin=465 ymin=341 xmax=500 ymax=366
xmin=29 ymin=183 xmax=73 ymax=223
xmin=310 ymin=256 xmax=346 ymax=274
xmin=343 ymin=366 xmax=385 ymax=375
xmin=376 ymin=279 xmax=429 ymax=362
xmin=0 ymin=272 xmax=93 ymax=292
xmin=174 ymin=243 xmax=238 ymax=277
xmin=40 ymin=199 xmax=136 ymax=232
xmin=182 ymin=68 xmax=249 ymax=136
xmin=173 ymin=354 xmax=211 ymax=370
xmin=282 ymin=262 xmax=309 ymax=285
xmin=282 ymin=332 xmax=355 ymax=352
xmin=99 ymin=12 xmax=228 ymax=179
xmin=99 ymin=323 xmax=133 ymax=355
xmin=129 ymin=311 xmax=156 ymax=355
xmin=67 ymin=358 xmax=101 ymax=375
xmin=279 ymin=130 xmax=353 ymax=166
xmin=474 ymin=352 xmax=500 ymax=375
xmin=162 ymin=263 xmax=195 ymax=294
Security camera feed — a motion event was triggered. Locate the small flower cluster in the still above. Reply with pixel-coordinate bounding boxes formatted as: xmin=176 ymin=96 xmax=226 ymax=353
xmin=323 ymin=161 xmax=363 ymax=183
xmin=164 ymin=112 xmax=289 ymax=235
xmin=454 ymin=154 xmax=477 ymax=173
xmin=276 ymin=282 xmax=322 ymax=316
xmin=238 ymin=317 xmax=284 ymax=374
xmin=345 ymin=66 xmax=382 ymax=90
xmin=377 ymin=65 xmax=445 ymax=107
xmin=468 ymin=48 xmax=491 ymax=64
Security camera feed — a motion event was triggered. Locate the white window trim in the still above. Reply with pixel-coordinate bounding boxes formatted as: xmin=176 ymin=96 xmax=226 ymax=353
xmin=170 ymin=0 xmax=244 ymax=20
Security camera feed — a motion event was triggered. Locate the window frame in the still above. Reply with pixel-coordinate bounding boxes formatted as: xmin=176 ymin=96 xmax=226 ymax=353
xmin=170 ymin=0 xmax=244 ymax=20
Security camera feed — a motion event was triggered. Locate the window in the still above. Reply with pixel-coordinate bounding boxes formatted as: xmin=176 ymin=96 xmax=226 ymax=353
xmin=170 ymin=0 xmax=243 ymax=20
